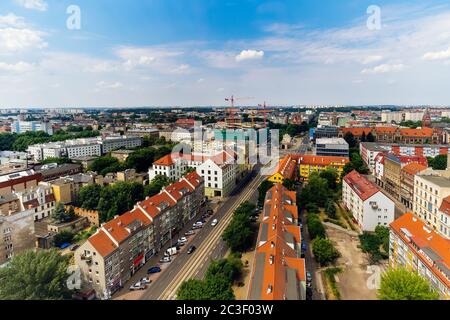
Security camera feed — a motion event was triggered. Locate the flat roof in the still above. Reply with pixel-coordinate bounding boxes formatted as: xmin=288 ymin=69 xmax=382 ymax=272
xmin=419 ymin=175 xmax=450 ymax=188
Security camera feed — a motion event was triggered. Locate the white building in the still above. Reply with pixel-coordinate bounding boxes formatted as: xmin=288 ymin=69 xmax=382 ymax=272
xmin=197 ymin=157 xmax=236 ymax=198
xmin=343 ymin=170 xmax=395 ymax=231
xmin=11 ymin=120 xmax=53 ymax=135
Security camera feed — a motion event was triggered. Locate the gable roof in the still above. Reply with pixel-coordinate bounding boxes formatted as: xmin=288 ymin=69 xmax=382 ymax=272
xmin=402 ymin=162 xmax=428 ymax=176
xmin=343 ymin=170 xmax=380 ymax=201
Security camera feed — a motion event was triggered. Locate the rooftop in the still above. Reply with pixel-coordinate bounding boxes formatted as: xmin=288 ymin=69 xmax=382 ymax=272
xmin=418 ymin=175 xmax=450 ymax=188
xmin=343 ymin=170 xmax=380 ymax=201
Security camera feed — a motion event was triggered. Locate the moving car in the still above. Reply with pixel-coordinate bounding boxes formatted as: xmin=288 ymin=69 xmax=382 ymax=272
xmin=129 ymin=282 xmax=147 ymax=291
xmin=187 ymin=245 xmax=196 ymax=254
xmin=178 ymin=237 xmax=188 ymax=244
xmin=211 ymin=219 xmax=218 ymax=227
xmin=147 ymin=266 xmax=161 ymax=274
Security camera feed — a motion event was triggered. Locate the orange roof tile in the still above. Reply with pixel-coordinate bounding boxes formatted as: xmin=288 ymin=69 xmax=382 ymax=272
xmin=399 ymin=128 xmax=434 ymax=137
xmin=88 ymin=230 xmax=118 ymax=257
xmin=341 ymin=127 xmax=373 ymax=136
xmin=295 ymin=155 xmax=349 ymax=166
xmin=153 ymin=154 xmax=176 ymax=166
xmin=401 ymin=162 xmax=428 ymax=176
xmin=390 ymin=213 xmax=450 ymax=287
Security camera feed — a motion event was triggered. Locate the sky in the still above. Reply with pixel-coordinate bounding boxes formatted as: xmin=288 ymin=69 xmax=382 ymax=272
xmin=1 ymin=0 xmax=450 ymax=108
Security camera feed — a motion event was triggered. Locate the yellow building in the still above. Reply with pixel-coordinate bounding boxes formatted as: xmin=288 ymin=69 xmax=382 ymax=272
xmin=295 ymin=155 xmax=349 ymax=181
xmin=268 ymin=155 xmax=297 ymax=183
xmin=51 ymin=179 xmax=74 ymax=204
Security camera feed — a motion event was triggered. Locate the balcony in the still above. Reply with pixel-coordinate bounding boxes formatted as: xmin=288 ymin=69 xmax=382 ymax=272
xmin=81 ymin=253 xmax=92 ymax=263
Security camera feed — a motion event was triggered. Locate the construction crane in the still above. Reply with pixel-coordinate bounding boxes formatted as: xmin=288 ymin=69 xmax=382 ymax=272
xmin=258 ymin=102 xmax=272 ymax=128
xmin=225 ymin=95 xmax=254 ymax=128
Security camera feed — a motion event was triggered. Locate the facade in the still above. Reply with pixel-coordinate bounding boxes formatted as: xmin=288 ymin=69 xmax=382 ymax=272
xmin=343 ymin=170 xmax=395 ymax=231
xmin=11 ymin=120 xmax=53 ymax=135
xmin=197 ymin=158 xmax=236 ymax=198
xmin=0 ymin=170 xmax=42 ymax=196
xmin=313 ymin=126 xmax=339 ymax=140
xmin=268 ymin=155 xmax=297 ymax=183
xmin=50 ymin=173 xmax=97 ymax=204
xmin=295 ymin=155 xmax=349 ymax=181
xmin=413 ymin=173 xmax=450 ymax=239
xmin=74 ymin=172 xmax=204 ymax=299
xmin=15 ymin=184 xmax=56 ymax=221
xmin=389 ymin=213 xmax=449 ymax=299
xmin=340 ymin=127 xmax=441 ymax=144
xmin=247 ymin=184 xmax=306 ymax=300
xmin=400 ymin=163 xmax=428 ymax=210
xmin=315 ymin=138 xmax=349 ymax=158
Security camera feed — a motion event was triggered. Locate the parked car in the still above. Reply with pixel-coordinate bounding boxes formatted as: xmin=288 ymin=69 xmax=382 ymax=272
xmin=166 ymin=247 xmax=178 ymax=256
xmin=159 ymin=256 xmax=171 ymax=263
xmin=147 ymin=266 xmax=161 ymax=274
xmin=193 ymin=222 xmax=203 ymax=228
xmin=187 ymin=245 xmax=196 ymax=254
xmin=176 ymin=241 xmax=186 ymax=247
xmin=185 ymin=230 xmax=195 ymax=236
xmin=206 ymin=209 xmax=213 ymax=215
xmin=59 ymin=243 xmax=71 ymax=250
xmin=302 ymin=243 xmax=308 ymax=252
xmin=211 ymin=219 xmax=218 ymax=227
xmin=300 ymin=223 xmax=303 ymax=230
xmin=70 ymin=244 xmax=80 ymax=252
xmin=129 ymin=282 xmax=147 ymax=291
xmin=140 ymin=277 xmax=152 ymax=285
xmin=192 ymin=225 xmax=202 ymax=230
xmin=178 ymin=237 xmax=188 ymax=243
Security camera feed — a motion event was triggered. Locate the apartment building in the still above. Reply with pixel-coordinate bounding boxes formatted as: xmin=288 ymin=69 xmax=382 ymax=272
xmin=343 ymin=170 xmax=395 ymax=232
xmin=315 ymin=138 xmax=349 ymax=158
xmin=74 ymin=172 xmax=204 ymax=299
xmin=197 ymin=157 xmax=236 ymax=198
xmin=0 ymin=169 xmax=42 ymax=196
xmin=340 ymin=127 xmax=441 ymax=144
xmin=268 ymin=155 xmax=297 ymax=183
xmin=413 ymin=173 xmax=450 ymax=238
xmin=15 ymin=184 xmax=56 ymax=221
xmin=389 ymin=213 xmax=449 ymax=299
xmin=101 ymin=136 xmax=142 ymax=153
xmin=400 ymin=163 xmax=428 ymax=210
xmin=247 ymin=184 xmax=306 ymax=300
xmin=11 ymin=120 xmax=53 ymax=135
xmin=294 ymin=155 xmax=349 ymax=181
xmin=383 ymin=154 xmax=428 ymax=201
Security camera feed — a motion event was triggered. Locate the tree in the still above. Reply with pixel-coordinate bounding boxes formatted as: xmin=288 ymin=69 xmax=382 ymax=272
xmin=77 ymin=184 xmax=102 ymax=210
xmin=258 ymin=180 xmax=274 ymax=206
xmin=344 ymin=132 xmax=357 ymax=149
xmin=299 ymin=173 xmax=331 ymax=208
xmin=206 ymin=255 xmax=243 ymax=283
xmin=145 ymin=175 xmax=172 ymax=197
xmin=282 ymin=179 xmax=297 ymax=191
xmin=319 ymin=168 xmax=338 ymax=190
xmin=428 ymin=155 xmax=447 ymax=170
xmin=378 ymin=268 xmax=439 ymax=300
xmin=176 ymin=275 xmax=235 ymax=300
xmin=367 ymin=132 xmax=375 ymax=142
xmin=176 ymin=279 xmax=208 ymax=300
xmin=88 ymin=156 xmax=122 ymax=175
xmin=0 ymin=250 xmax=72 ymax=300
xmin=325 ymin=201 xmax=337 ymax=219
xmin=312 ymin=238 xmax=340 ymax=266
xmin=222 ymin=202 xmax=255 ymax=253
xmin=51 ymin=203 xmax=74 ymax=224
xmin=54 ymin=230 xmax=75 ymax=248
xmin=307 ymin=214 xmax=326 ymax=240
xmin=361 ymin=131 xmax=367 ymax=142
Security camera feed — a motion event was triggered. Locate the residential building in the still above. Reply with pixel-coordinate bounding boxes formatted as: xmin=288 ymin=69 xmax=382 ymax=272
xmin=0 ymin=151 xmax=29 ymax=165
xmin=36 ymin=163 xmax=83 ymax=182
xmin=342 ymin=170 xmax=395 ymax=231
xmin=74 ymin=172 xmax=204 ymax=299
xmin=383 ymin=154 xmax=428 ymax=201
xmin=0 ymin=169 xmax=42 ymax=196
xmin=312 ymin=126 xmax=339 ymax=140
xmin=315 ymin=138 xmax=349 ymax=158
xmin=50 ymin=173 xmax=98 ymax=204
xmin=389 ymin=213 xmax=449 ymax=299
xmin=295 ymin=155 xmax=349 ymax=181
xmin=11 ymin=120 xmax=53 ymax=135
xmin=110 ymin=150 xmax=134 ymax=162
xmin=268 ymin=155 xmax=297 ymax=183
xmin=247 ymin=184 xmax=306 ymax=300
xmin=413 ymin=173 xmax=450 ymax=238
xmin=400 ymin=163 xmax=428 ymax=210
xmin=101 ymin=136 xmax=142 ymax=153
xmin=340 ymin=127 xmax=441 ymax=144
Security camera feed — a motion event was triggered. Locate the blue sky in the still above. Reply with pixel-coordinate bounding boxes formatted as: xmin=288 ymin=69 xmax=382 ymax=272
xmin=1 ymin=0 xmax=450 ymax=107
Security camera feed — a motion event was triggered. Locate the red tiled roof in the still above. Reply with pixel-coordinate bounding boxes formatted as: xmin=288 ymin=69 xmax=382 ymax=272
xmin=399 ymin=128 xmax=434 ymax=137
xmin=341 ymin=127 xmax=373 ymax=136
xmin=272 ymin=155 xmax=297 ymax=180
xmin=343 ymin=170 xmax=380 ymax=201
xmin=294 ymin=155 xmax=349 ymax=166
xmin=88 ymin=230 xmax=118 ymax=257
xmin=375 ymin=127 xmax=397 ymax=134
xmin=153 ymin=154 xmax=176 ymax=166
xmin=439 ymin=196 xmax=450 ymax=216
xmin=401 ymin=162 xmax=428 ymax=176
xmin=390 ymin=213 xmax=450 ymax=287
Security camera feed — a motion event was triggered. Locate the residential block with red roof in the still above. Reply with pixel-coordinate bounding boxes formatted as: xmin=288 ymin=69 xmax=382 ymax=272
xmin=293 ymin=154 xmax=349 ymax=181
xmin=268 ymin=155 xmax=298 ymax=183
xmin=389 ymin=213 xmax=450 ymax=299
xmin=74 ymin=172 xmax=204 ymax=299
xmin=339 ymin=127 xmax=441 ymax=144
xmin=342 ymin=170 xmax=395 ymax=232
xmin=247 ymin=184 xmax=306 ymax=300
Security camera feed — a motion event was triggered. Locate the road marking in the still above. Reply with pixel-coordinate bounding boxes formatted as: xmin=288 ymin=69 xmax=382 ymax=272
xmin=156 ymin=174 xmax=266 ymax=300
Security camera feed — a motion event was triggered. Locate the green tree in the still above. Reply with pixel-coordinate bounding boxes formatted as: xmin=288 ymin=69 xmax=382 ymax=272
xmin=258 ymin=180 xmax=274 ymax=206
xmin=206 ymin=255 xmax=243 ymax=283
xmin=299 ymin=173 xmax=331 ymax=208
xmin=320 ymin=168 xmax=338 ymax=190
xmin=88 ymin=156 xmax=121 ymax=174
xmin=428 ymin=155 xmax=447 ymax=170
xmin=367 ymin=132 xmax=375 ymax=142
xmin=344 ymin=132 xmax=357 ymax=149
xmin=325 ymin=201 xmax=337 ymax=219
xmin=203 ymin=275 xmax=235 ymax=300
xmin=222 ymin=202 xmax=255 ymax=253
xmin=51 ymin=203 xmax=74 ymax=224
xmin=0 ymin=250 xmax=72 ymax=300
xmin=378 ymin=268 xmax=439 ymax=300
xmin=312 ymin=238 xmax=340 ymax=266
xmin=77 ymin=184 xmax=102 ymax=210
xmin=145 ymin=175 xmax=172 ymax=197
xmin=307 ymin=214 xmax=326 ymax=240
xmin=176 ymin=279 xmax=207 ymax=300
xmin=282 ymin=179 xmax=297 ymax=191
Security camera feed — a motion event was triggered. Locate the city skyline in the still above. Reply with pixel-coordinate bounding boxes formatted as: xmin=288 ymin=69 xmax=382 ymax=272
xmin=1 ymin=0 xmax=450 ymax=107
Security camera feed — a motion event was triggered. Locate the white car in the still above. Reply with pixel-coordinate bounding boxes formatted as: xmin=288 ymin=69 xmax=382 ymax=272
xmin=141 ymin=277 xmax=152 ymax=285
xmin=129 ymin=282 xmax=147 ymax=291
xmin=211 ymin=219 xmax=218 ymax=227
xmin=178 ymin=237 xmax=188 ymax=243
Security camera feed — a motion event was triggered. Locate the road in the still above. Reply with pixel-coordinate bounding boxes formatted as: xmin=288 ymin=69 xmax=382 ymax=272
xmin=138 ymin=166 xmax=267 ymax=300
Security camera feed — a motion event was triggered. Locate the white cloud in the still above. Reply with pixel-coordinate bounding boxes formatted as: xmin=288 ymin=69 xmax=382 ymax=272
xmin=0 ymin=13 xmax=26 ymax=28
xmin=361 ymin=63 xmax=405 ymax=75
xmin=362 ymin=55 xmax=383 ymax=65
xmin=422 ymin=47 xmax=450 ymax=60
xmin=0 ymin=61 xmax=34 ymax=73
xmin=15 ymin=0 xmax=48 ymax=12
xmin=95 ymin=81 xmax=123 ymax=91
xmin=235 ymin=50 xmax=264 ymax=62
xmin=0 ymin=27 xmax=47 ymax=52
xmin=197 ymin=78 xmax=205 ymax=83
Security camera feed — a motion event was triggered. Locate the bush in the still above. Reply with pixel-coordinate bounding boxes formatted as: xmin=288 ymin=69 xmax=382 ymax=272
xmin=312 ymin=238 xmax=340 ymax=266
xmin=307 ymin=214 xmax=326 ymax=240
xmin=325 ymin=201 xmax=337 ymax=219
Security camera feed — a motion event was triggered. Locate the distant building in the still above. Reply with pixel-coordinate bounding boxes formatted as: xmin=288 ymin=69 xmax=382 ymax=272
xmin=313 ymin=126 xmax=339 ymax=140
xmin=11 ymin=120 xmax=53 ymax=135
xmin=389 ymin=213 xmax=449 ymax=299
xmin=315 ymin=138 xmax=349 ymax=158
xmin=342 ymin=170 xmax=395 ymax=231
xmin=247 ymin=184 xmax=306 ymax=300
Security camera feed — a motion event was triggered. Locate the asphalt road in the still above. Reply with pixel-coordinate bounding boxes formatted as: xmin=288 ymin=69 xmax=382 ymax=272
xmin=138 ymin=166 xmax=266 ymax=300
